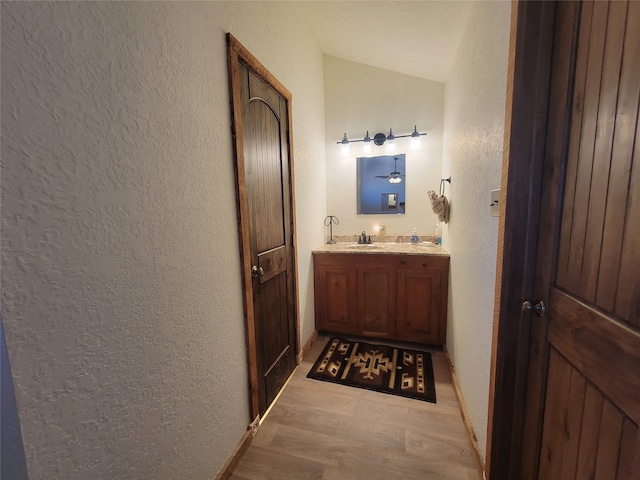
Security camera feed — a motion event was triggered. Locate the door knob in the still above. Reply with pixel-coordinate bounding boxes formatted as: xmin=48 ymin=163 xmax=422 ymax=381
xmin=521 ymin=299 xmax=546 ymax=317
xmin=251 ymin=266 xmax=264 ymax=278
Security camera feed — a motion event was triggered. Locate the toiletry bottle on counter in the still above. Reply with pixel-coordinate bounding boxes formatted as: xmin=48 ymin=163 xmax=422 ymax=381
xmin=435 ymin=223 xmax=442 ymax=245
xmin=411 ymin=228 xmax=419 ymax=243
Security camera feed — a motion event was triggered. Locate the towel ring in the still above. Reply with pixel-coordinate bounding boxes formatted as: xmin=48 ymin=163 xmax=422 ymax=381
xmin=440 ymin=177 xmax=451 ymax=196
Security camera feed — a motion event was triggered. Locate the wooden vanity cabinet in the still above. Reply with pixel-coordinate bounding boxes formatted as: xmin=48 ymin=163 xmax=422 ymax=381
xmin=313 ymin=252 xmax=449 ymax=345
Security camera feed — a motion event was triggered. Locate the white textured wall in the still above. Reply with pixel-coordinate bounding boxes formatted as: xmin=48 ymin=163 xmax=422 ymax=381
xmin=0 ymin=2 xmax=325 ymax=479
xmin=324 ymin=56 xmax=444 ymax=238
xmin=442 ymin=1 xmax=510 ymax=461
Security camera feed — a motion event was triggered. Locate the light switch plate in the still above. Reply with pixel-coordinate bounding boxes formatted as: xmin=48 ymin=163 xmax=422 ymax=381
xmin=490 ymin=189 xmax=500 ymax=217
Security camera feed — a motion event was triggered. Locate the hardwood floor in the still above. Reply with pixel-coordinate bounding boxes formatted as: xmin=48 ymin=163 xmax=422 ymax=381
xmin=230 ymin=334 xmax=484 ymax=480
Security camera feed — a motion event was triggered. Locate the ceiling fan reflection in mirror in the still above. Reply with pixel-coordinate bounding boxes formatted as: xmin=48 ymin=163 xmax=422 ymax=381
xmin=375 ymin=157 xmax=404 ymax=184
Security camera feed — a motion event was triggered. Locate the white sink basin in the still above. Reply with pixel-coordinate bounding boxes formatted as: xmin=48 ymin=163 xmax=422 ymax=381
xmin=346 ymin=244 xmax=383 ymax=249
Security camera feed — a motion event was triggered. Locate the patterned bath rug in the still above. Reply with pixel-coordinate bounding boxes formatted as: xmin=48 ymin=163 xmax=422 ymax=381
xmin=307 ymin=337 xmax=436 ymax=403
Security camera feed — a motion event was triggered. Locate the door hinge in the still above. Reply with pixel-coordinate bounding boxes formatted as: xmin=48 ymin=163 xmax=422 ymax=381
xmin=248 ymin=416 xmax=260 ymax=437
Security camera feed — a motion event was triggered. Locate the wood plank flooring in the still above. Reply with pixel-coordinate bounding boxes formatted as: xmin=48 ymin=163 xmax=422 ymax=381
xmin=230 ymin=334 xmax=484 ymax=480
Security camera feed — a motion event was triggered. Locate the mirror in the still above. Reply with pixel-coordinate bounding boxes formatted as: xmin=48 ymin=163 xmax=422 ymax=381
xmin=357 ymin=154 xmax=406 ymax=214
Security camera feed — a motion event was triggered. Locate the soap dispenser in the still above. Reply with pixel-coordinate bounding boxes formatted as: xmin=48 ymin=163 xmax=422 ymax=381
xmin=410 ymin=228 xmax=419 ymax=244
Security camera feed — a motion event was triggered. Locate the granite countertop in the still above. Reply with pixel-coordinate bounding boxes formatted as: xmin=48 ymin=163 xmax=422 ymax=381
xmin=312 ymin=242 xmax=450 ymax=257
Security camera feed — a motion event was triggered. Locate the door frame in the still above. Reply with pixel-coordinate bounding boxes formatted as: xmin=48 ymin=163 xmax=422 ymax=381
xmin=486 ymin=1 xmax=559 ymax=478
xmin=226 ymin=33 xmax=300 ymax=421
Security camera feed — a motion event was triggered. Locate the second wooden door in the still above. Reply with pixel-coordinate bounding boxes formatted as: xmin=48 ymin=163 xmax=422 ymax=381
xmin=522 ymin=2 xmax=640 ymax=478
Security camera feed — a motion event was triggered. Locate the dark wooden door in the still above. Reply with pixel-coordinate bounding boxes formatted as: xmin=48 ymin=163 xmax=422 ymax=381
xmin=228 ymin=35 xmax=298 ymax=418
xmin=523 ymin=1 xmax=640 ymax=478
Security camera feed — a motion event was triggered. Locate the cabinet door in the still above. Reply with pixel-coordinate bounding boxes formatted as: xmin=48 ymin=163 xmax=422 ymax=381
xmin=359 ymin=257 xmax=397 ymax=339
xmin=314 ymin=258 xmax=358 ymax=334
xmin=396 ymin=258 xmax=449 ymax=344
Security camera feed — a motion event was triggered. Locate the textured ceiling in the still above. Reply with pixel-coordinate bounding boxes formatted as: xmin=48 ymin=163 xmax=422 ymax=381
xmin=292 ymin=1 xmax=474 ymax=83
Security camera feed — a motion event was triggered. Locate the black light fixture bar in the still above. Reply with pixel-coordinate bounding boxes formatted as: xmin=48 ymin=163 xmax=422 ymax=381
xmin=336 ymin=126 xmax=427 ymax=145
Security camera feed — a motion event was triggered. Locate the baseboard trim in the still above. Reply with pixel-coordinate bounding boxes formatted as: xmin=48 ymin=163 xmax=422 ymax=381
xmin=213 ymin=423 xmax=255 ymax=480
xmin=216 ymin=332 xmax=320 ymax=479
xmin=298 ymin=330 xmax=318 ymax=362
xmin=444 ymin=347 xmax=485 ymax=474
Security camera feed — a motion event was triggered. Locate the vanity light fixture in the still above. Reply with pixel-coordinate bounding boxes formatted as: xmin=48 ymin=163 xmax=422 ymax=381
xmin=337 ymin=126 xmax=426 ymax=155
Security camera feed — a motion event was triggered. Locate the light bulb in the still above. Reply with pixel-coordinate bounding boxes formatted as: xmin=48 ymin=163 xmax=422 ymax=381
xmin=363 ymin=130 xmax=372 ymax=153
xmin=340 ymin=133 xmax=350 ymax=156
xmin=385 ymin=129 xmax=395 ymax=152
xmin=410 ymin=126 xmax=421 ymax=150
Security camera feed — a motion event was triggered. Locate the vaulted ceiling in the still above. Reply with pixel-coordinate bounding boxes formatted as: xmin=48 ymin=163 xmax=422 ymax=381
xmin=292 ymin=1 xmax=474 ymax=83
